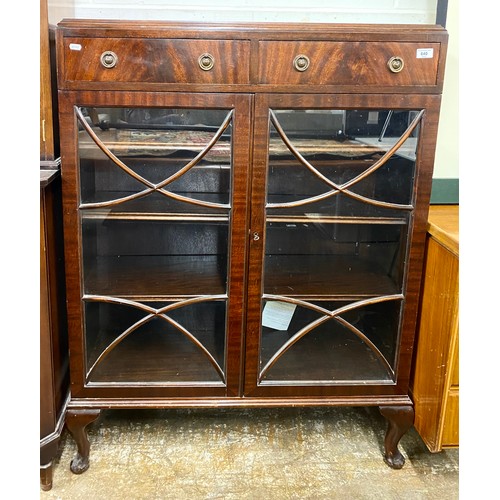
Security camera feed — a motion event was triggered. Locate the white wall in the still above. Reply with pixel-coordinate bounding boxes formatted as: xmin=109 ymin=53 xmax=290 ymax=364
xmin=49 ymin=0 xmax=438 ymax=24
xmin=48 ymin=0 xmax=457 ymax=180
xmin=433 ymin=0 xmax=458 ymax=179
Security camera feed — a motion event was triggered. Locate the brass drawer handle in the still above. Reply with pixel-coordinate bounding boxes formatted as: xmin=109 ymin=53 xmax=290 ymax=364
xmin=100 ymin=51 xmax=118 ymax=68
xmin=293 ymin=54 xmax=310 ymax=72
xmin=387 ymin=56 xmax=404 ymax=73
xmin=198 ymin=53 xmax=215 ymax=71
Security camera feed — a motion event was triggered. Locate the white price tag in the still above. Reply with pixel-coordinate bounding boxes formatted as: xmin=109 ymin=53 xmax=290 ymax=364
xmin=262 ymin=301 xmax=297 ymax=331
xmin=69 ymin=43 xmax=82 ymax=51
xmin=416 ymin=48 xmax=434 ymax=59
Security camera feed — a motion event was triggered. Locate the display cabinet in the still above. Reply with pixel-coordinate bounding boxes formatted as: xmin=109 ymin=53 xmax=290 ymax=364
xmin=56 ymin=20 xmax=448 ymax=471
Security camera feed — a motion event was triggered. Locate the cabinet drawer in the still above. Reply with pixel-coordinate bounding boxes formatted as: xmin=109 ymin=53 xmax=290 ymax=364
xmin=258 ymin=41 xmax=440 ymax=87
xmin=63 ymin=37 xmax=250 ymax=84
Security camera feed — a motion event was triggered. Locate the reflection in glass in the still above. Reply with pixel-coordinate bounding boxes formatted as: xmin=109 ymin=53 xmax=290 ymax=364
xmin=81 ymin=217 xmax=229 ymax=298
xmin=264 ymin=219 xmax=409 ymax=297
xmin=267 ymin=109 xmax=420 ymax=217
xmin=77 ymin=107 xmax=232 ymax=212
xmin=76 ymin=106 xmax=234 ymax=386
xmin=84 ymin=299 xmax=227 ymax=383
xmin=259 ymin=299 xmax=401 ymax=383
xmin=259 ymin=108 xmax=422 ymax=385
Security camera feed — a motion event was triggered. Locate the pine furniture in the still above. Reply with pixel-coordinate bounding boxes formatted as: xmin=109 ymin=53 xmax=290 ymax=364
xmin=411 ymin=204 xmax=459 ymax=452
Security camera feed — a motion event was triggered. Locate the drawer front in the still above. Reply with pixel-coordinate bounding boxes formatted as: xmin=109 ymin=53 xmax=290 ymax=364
xmin=258 ymin=41 xmax=440 ymax=87
xmin=63 ymin=38 xmax=251 ymax=84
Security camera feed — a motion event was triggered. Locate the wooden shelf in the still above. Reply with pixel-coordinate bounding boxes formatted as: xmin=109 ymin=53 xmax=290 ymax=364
xmin=87 ymin=320 xmax=226 ymax=384
xmin=82 ymin=210 xmax=229 ymax=222
xmin=260 ymin=324 xmax=394 ymax=383
xmin=84 ymin=255 xmax=228 ymax=299
xmin=267 ymin=215 xmax=407 ymax=225
xmin=264 ymin=255 xmax=400 ymax=299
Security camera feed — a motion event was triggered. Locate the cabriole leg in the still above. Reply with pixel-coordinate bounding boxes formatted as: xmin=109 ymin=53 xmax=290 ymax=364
xmin=379 ymin=405 xmax=414 ymax=469
xmin=65 ymin=409 xmax=101 ymax=474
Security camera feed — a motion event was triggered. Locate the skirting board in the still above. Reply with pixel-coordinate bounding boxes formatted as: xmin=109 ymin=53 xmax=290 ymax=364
xmin=430 ymin=178 xmax=459 ymax=204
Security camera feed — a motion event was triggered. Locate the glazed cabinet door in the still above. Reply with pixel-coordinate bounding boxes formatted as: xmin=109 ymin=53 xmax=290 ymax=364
xmin=245 ymin=93 xmax=441 ymax=398
xmin=59 ymin=91 xmax=252 ymax=398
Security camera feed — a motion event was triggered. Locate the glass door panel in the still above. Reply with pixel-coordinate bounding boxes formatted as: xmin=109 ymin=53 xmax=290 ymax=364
xmin=77 ymin=105 xmax=236 ymax=386
xmin=84 ymin=300 xmax=226 ymax=384
xmin=267 ymin=109 xmax=419 ymax=219
xmin=81 ymin=217 xmax=229 ymax=298
xmin=78 ymin=107 xmax=232 ymax=214
xmin=256 ymin=106 xmax=422 ymax=387
xmin=259 ymin=299 xmax=401 ymax=383
xmin=264 ymin=219 xmax=408 ymax=298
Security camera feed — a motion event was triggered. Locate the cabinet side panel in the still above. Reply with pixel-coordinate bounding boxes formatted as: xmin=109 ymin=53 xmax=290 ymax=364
xmin=411 ymin=236 xmax=459 ymax=451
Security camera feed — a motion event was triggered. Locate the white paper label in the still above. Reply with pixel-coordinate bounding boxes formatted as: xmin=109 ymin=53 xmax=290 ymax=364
xmin=416 ymin=48 xmax=434 ymax=59
xmin=262 ymin=301 xmax=297 ymax=331
xmin=69 ymin=43 xmax=82 ymax=51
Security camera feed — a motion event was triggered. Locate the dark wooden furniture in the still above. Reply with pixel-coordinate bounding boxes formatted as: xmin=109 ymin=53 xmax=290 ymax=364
xmin=40 ymin=168 xmax=69 ymax=491
xmin=40 ymin=0 xmax=70 ymax=491
xmin=56 ymin=20 xmax=448 ymax=472
xmin=411 ymin=204 xmax=459 ymax=452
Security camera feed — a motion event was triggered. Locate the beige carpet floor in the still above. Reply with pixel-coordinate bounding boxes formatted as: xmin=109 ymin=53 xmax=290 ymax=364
xmin=41 ymin=406 xmax=459 ymax=499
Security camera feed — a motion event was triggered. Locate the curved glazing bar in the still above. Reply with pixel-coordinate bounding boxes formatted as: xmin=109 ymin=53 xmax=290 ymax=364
xmin=259 ymin=294 xmax=403 ymax=382
xmin=84 ymin=294 xmax=227 ymax=383
xmin=75 ymin=106 xmax=233 ymax=210
xmin=267 ymin=109 xmax=424 ymax=211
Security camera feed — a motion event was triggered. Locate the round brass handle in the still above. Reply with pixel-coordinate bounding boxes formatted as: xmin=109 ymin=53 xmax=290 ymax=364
xmin=387 ymin=56 xmax=404 ymax=73
xmin=198 ymin=53 xmax=215 ymax=71
xmin=293 ymin=54 xmax=310 ymax=72
xmin=100 ymin=51 xmax=118 ymax=69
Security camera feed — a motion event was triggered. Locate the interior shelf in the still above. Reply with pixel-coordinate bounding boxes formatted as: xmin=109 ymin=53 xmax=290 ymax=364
xmin=264 ymin=255 xmax=400 ymax=299
xmin=86 ymin=315 xmax=226 ymax=384
xmin=260 ymin=324 xmax=394 ymax=383
xmin=81 ymin=210 xmax=229 ymax=222
xmin=266 ymin=215 xmax=407 ymax=225
xmin=83 ymin=255 xmax=228 ymax=299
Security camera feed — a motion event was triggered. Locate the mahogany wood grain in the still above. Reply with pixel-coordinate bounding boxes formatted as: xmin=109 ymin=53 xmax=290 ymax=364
xmin=245 ymin=92 xmax=441 ymax=399
xmin=66 ymin=410 xmax=101 ymax=474
xmin=379 ymin=405 xmax=415 ymax=469
xmin=56 ymin=20 xmax=448 ymax=470
xmin=63 ymin=37 xmax=250 ymax=85
xmin=258 ymin=41 xmax=440 ymax=87
xmin=56 ymin=20 xmax=447 ymax=94
xmin=40 ymin=171 xmax=69 ymax=490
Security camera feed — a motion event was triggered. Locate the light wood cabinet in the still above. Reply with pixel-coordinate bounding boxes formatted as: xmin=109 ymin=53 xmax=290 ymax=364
xmin=55 ymin=20 xmax=448 ymax=472
xmin=411 ymin=204 xmax=459 ymax=452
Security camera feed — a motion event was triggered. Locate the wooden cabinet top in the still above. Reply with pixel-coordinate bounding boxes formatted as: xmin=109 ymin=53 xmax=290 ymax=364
xmin=56 ymin=20 xmax=448 ymax=94
xmin=57 ymin=19 xmax=448 ymax=38
xmin=427 ymin=204 xmax=459 ymax=256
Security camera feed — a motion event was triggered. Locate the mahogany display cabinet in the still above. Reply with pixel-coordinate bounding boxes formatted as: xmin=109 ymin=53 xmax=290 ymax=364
xmin=56 ymin=19 xmax=448 ymax=472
